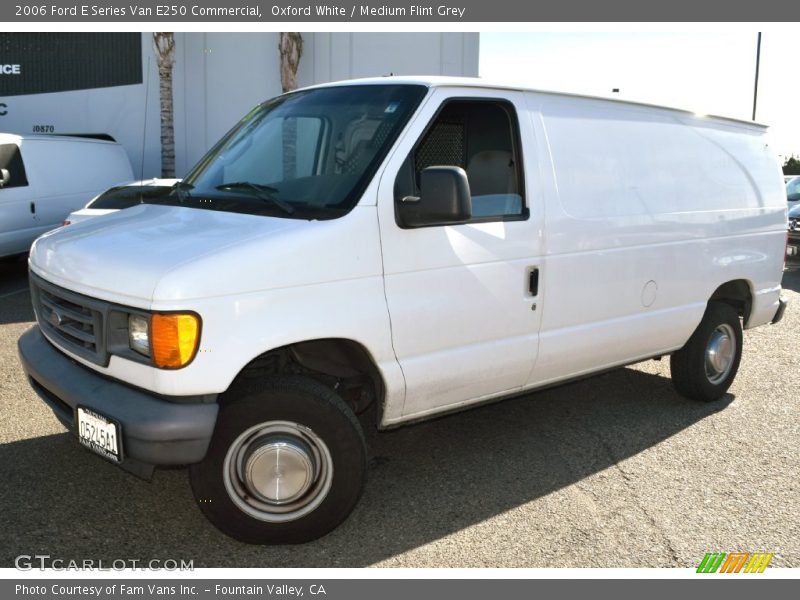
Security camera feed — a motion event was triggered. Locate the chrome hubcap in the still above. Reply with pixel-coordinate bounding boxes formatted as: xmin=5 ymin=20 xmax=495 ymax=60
xmin=244 ymin=439 xmax=315 ymax=504
xmin=705 ymin=323 xmax=736 ymax=385
xmin=223 ymin=421 xmax=333 ymax=523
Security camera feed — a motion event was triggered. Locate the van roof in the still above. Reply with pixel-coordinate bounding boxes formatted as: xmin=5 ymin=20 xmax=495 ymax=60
xmin=0 ymin=133 xmax=117 ymax=145
xmin=302 ymin=76 xmax=768 ymax=130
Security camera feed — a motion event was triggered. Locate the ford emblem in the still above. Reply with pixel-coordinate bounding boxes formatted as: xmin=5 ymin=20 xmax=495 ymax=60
xmin=48 ymin=310 xmax=64 ymax=327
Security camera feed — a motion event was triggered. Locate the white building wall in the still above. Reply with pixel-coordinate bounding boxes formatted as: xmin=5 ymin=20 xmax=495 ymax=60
xmin=1 ymin=33 xmax=479 ymax=179
xmin=299 ymin=32 xmax=480 ymax=85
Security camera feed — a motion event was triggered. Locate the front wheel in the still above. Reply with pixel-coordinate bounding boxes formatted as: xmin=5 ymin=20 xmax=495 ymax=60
xmin=189 ymin=376 xmax=367 ymax=544
xmin=670 ymin=302 xmax=743 ymax=402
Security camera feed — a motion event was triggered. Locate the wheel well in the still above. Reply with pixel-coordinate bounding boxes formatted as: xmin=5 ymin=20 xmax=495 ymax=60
xmin=224 ymin=339 xmax=385 ymax=421
xmin=709 ymin=280 xmax=753 ymax=324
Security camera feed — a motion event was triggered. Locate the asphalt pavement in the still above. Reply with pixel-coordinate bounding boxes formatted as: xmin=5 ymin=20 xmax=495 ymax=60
xmin=1 ymin=258 xmax=798 ymax=568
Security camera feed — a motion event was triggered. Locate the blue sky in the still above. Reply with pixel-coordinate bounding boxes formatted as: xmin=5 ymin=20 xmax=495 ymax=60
xmin=480 ymin=32 xmax=799 ymax=161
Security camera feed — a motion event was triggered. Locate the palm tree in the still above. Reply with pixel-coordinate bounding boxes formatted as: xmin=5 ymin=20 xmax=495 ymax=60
xmin=278 ymin=33 xmax=303 ymax=93
xmin=153 ymin=32 xmax=176 ymax=178
xmin=278 ymin=33 xmax=303 ymax=179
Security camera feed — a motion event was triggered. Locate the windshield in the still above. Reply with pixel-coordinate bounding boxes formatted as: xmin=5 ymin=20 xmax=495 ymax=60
xmin=787 ymin=176 xmax=800 ymax=201
xmin=152 ymin=84 xmax=427 ymax=219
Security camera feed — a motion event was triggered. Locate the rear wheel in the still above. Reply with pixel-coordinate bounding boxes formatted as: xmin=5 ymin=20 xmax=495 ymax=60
xmin=189 ymin=376 xmax=367 ymax=544
xmin=670 ymin=302 xmax=743 ymax=402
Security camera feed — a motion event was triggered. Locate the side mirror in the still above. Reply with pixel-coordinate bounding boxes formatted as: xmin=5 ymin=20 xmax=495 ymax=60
xmin=0 ymin=169 xmax=9 ymax=188
xmin=397 ymin=166 xmax=472 ymax=228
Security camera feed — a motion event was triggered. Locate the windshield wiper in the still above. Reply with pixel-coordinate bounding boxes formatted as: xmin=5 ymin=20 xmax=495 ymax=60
xmin=216 ymin=181 xmax=295 ymax=215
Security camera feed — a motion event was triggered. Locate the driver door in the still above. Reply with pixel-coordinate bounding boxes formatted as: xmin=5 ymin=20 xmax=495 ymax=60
xmin=377 ymin=88 xmax=544 ymax=421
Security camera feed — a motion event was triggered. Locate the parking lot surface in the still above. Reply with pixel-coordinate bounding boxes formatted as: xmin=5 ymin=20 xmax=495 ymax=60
xmin=1 ymin=257 xmax=798 ymax=568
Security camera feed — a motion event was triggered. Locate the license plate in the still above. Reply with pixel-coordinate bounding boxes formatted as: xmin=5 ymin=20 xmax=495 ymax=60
xmin=76 ymin=407 xmax=122 ymax=463
xmin=788 ymin=245 xmax=798 ymax=257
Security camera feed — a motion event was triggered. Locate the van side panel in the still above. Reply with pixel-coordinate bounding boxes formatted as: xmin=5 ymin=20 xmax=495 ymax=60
xmin=527 ymin=93 xmax=785 ymax=387
xmin=0 ymin=143 xmax=41 ymax=256
xmin=1 ymin=137 xmax=134 ymax=256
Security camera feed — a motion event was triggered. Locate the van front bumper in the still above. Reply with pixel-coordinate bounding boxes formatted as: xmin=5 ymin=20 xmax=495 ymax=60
xmin=17 ymin=327 xmax=218 ymax=478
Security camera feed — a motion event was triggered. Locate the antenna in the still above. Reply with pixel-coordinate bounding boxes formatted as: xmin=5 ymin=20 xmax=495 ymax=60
xmin=140 ymin=55 xmax=151 ymax=186
xmin=752 ymin=32 xmax=761 ymax=122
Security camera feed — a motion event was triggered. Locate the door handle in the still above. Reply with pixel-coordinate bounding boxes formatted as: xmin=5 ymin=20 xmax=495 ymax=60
xmin=30 ymin=201 xmax=35 ymax=214
xmin=528 ymin=268 xmax=539 ymax=296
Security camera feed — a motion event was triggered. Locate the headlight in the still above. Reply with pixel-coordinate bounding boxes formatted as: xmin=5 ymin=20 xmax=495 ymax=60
xmin=128 ymin=314 xmax=150 ymax=356
xmin=151 ymin=313 xmax=201 ymax=369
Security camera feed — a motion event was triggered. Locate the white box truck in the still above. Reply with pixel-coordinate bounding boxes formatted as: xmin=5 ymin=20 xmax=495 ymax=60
xmin=17 ymin=78 xmax=788 ymax=543
xmin=0 ymin=133 xmax=134 ymax=258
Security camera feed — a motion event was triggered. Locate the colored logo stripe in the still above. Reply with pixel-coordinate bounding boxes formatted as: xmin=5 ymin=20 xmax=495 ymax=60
xmin=720 ymin=553 xmax=749 ymax=573
xmin=697 ymin=552 xmax=773 ymax=573
xmin=697 ymin=553 xmax=726 ymax=573
xmin=744 ymin=553 xmax=773 ymax=573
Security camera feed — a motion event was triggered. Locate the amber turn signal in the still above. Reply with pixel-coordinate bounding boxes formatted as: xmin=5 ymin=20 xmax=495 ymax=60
xmin=150 ymin=313 xmax=201 ymax=369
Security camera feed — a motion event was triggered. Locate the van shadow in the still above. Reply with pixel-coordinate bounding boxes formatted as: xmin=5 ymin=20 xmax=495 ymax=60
xmin=782 ymin=269 xmax=800 ymax=294
xmin=0 ymin=253 xmax=28 ymax=282
xmin=0 ymin=257 xmax=33 ymax=326
xmin=0 ymin=366 xmax=732 ymax=567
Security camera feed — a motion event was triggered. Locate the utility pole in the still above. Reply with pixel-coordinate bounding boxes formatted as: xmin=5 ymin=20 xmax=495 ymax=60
xmin=752 ymin=32 xmax=761 ymax=122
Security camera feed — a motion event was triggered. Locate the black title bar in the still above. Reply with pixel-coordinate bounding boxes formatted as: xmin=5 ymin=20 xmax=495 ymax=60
xmin=3 ymin=0 xmax=800 ymax=21
xmin=3 ymin=579 xmax=794 ymax=600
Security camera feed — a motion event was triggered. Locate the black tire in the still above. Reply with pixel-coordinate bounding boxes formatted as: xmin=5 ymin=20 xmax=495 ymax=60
xmin=189 ymin=375 xmax=367 ymax=544
xmin=670 ymin=302 xmax=743 ymax=402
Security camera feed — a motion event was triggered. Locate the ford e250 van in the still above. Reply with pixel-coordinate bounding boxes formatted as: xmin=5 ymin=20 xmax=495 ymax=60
xmin=17 ymin=78 xmax=788 ymax=543
xmin=0 ymin=133 xmax=134 ymax=258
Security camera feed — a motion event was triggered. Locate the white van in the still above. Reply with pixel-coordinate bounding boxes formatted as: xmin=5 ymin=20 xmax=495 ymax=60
xmin=18 ymin=78 xmax=788 ymax=544
xmin=0 ymin=133 xmax=133 ymax=258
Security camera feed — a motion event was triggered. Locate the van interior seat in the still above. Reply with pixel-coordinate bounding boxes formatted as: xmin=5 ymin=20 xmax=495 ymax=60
xmin=467 ymin=150 xmax=515 ymax=195
xmin=467 ymin=150 xmax=521 ymax=217
xmin=338 ymin=117 xmax=382 ymax=174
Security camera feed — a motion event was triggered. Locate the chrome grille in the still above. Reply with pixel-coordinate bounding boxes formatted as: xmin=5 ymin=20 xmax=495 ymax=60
xmin=31 ymin=274 xmax=108 ymax=366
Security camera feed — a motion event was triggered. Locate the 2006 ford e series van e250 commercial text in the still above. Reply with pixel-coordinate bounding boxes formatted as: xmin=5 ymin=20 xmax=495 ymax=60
xmin=17 ymin=77 xmax=788 ymax=543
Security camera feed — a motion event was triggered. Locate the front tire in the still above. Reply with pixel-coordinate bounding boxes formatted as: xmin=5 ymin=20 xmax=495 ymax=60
xmin=670 ymin=302 xmax=743 ymax=402
xmin=189 ymin=376 xmax=367 ymax=544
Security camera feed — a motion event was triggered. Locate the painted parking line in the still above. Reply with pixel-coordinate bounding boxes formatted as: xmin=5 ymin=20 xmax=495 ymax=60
xmin=0 ymin=287 xmax=28 ymax=300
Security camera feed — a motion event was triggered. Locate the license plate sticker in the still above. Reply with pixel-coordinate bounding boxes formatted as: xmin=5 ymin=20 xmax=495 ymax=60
xmin=76 ymin=407 xmax=122 ymax=463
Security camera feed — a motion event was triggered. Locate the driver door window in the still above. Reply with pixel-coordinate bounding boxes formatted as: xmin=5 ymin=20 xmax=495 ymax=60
xmin=394 ymin=99 xmax=526 ymax=221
